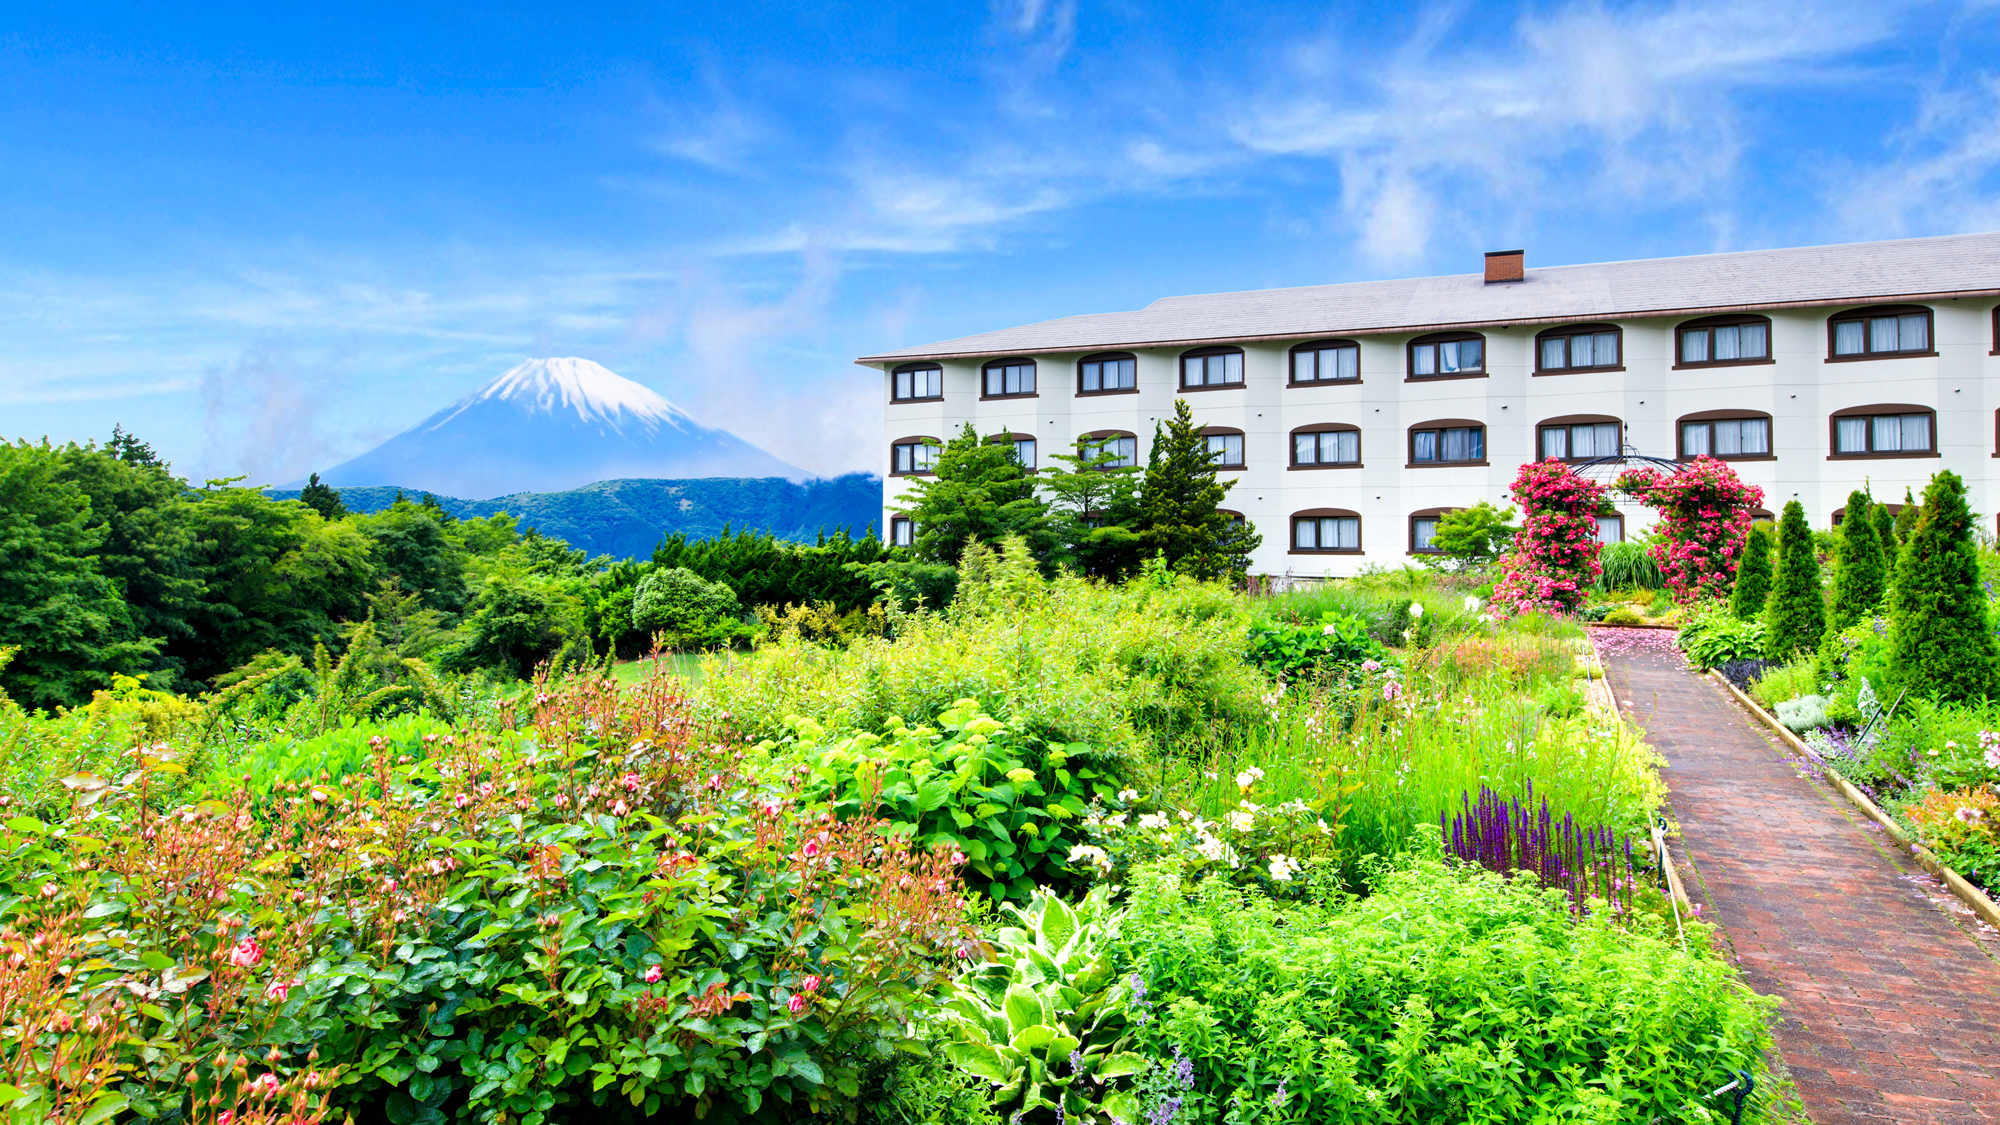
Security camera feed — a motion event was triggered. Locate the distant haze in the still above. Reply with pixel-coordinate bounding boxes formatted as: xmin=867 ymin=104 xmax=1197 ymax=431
xmin=308 ymin=358 xmax=811 ymax=498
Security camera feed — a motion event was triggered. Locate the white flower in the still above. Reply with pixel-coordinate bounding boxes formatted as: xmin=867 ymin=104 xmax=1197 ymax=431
xmin=1068 ymin=844 xmax=1114 ymax=873
xmin=1137 ymin=813 xmax=1170 ymax=831
xmin=1104 ymin=813 xmax=1128 ymax=829
xmin=1267 ymin=854 xmax=1298 ymax=882
xmin=1234 ymin=766 xmax=1264 ymax=790
xmin=1117 ymin=788 xmax=1139 ymax=803
xmin=1322 ymin=624 xmax=1338 ymax=635
xmin=1408 ymin=602 xmax=1424 ymax=618
xmin=1227 ymin=810 xmax=1255 ymax=832
xmin=1464 ymin=594 xmax=1483 ymax=611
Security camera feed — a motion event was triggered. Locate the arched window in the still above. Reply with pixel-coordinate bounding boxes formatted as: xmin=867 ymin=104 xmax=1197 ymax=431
xmin=1748 ymin=509 xmax=1775 ymax=524
xmin=1081 ymin=429 xmax=1139 ymax=469
xmin=891 ymin=363 xmax=943 ymax=401
xmin=1829 ymin=404 xmax=1937 ymax=459
xmin=1180 ymin=346 xmax=1245 ymax=390
xmin=889 ymin=517 xmax=914 ymax=547
xmin=1197 ymin=426 xmax=1246 ymax=469
xmin=1832 ymin=503 xmax=1903 ymax=526
xmin=1594 ymin=513 xmax=1625 ymax=543
xmin=1289 ymin=339 xmax=1360 ymax=384
xmin=1407 ymin=419 xmax=1487 ymax=466
xmin=889 ymin=436 xmax=941 ymax=476
xmin=1407 ymin=332 xmax=1486 ymax=380
xmin=1291 ymin=508 xmax=1361 ymax=554
xmin=1217 ymin=509 xmax=1247 ymax=525
xmin=987 ymin=431 xmax=1037 ymax=470
xmin=1827 ymin=305 xmax=1935 ymax=360
xmin=1536 ymin=415 xmax=1623 ymax=462
xmin=1290 ymin=423 xmax=1361 ymax=469
xmin=1077 ymin=352 xmax=1138 ymax=395
xmin=1676 ymin=315 xmax=1772 ymax=368
xmin=1535 ymin=324 xmax=1622 ymax=374
xmin=1409 ymin=507 xmax=1459 ymax=554
xmin=981 ymin=357 xmax=1037 ymax=398
xmin=1678 ymin=410 xmax=1773 ymax=461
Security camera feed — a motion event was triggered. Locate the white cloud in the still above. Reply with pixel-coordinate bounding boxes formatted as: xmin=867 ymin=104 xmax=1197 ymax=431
xmin=1832 ymin=75 xmax=2000 ymax=237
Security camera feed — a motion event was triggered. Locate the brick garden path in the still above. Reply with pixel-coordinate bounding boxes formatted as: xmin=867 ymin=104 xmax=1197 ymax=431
xmin=1593 ymin=629 xmax=2000 ymax=1125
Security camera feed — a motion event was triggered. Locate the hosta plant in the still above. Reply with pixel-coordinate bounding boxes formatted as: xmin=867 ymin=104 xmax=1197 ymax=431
xmin=938 ymin=887 xmax=1145 ymax=1123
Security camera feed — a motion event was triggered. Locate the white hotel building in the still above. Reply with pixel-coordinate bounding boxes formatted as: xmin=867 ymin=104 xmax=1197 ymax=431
xmin=857 ymin=234 xmax=2000 ymax=577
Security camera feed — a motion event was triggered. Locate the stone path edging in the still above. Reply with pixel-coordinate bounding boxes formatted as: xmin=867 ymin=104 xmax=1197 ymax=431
xmin=1709 ymin=671 xmax=2000 ymax=933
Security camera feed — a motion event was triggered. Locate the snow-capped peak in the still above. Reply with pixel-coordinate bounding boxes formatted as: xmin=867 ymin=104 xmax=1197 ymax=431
xmin=436 ymin=358 xmax=690 ymax=434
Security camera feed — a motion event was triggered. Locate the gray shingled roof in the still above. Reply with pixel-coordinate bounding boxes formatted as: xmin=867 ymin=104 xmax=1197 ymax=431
xmin=856 ymin=231 xmax=2000 ymax=364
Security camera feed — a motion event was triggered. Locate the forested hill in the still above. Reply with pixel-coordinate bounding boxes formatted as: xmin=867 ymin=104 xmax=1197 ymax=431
xmin=264 ymin=474 xmax=882 ymax=559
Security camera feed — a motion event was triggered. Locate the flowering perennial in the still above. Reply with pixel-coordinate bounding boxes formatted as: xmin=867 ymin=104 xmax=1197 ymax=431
xmin=1492 ymin=459 xmax=1608 ymax=616
xmin=1614 ymin=456 xmax=1765 ymax=603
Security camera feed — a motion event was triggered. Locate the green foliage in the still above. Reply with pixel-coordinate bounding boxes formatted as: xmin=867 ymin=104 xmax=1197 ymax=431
xmin=1729 ymin=522 xmax=1774 ymax=621
xmin=776 ymin=700 xmax=1124 ymax=902
xmin=1593 ymin=540 xmax=1662 ymax=592
xmin=1118 ymin=857 xmax=1774 ymax=1124
xmin=1244 ymin=612 xmax=1389 ymax=685
xmin=631 ymin=566 xmax=745 ymax=651
xmin=1870 ymin=501 xmax=1896 ymax=563
xmin=1763 ymin=500 xmax=1824 ymax=659
xmin=1748 ymin=657 xmax=1820 ymax=708
xmin=298 ymin=472 xmax=348 ymax=521
xmin=1038 ymin=437 xmax=1147 ymax=580
xmin=1893 ymin=488 xmax=1920 ymax=545
xmin=849 ymin=559 xmax=960 ymax=613
xmin=1136 ymin=400 xmax=1261 ymax=581
xmin=937 ymin=887 xmax=1144 ymax=1124
xmin=1600 ymin=606 xmax=1644 ymax=626
xmin=650 ymin=526 xmax=895 ymax=615
xmin=898 ymin=424 xmax=1051 ymax=565
xmin=1677 ymin=605 xmax=1766 ymax=670
xmin=451 ymin=572 xmax=591 ymax=675
xmin=1889 ymin=471 xmax=2000 ymax=704
xmin=1828 ymin=492 xmax=1889 ymax=631
xmin=1426 ymin=501 xmax=1517 ymax=572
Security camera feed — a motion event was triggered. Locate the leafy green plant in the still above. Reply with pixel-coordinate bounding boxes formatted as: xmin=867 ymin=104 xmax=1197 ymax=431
xmin=1748 ymin=656 xmax=1819 ymax=707
xmin=778 ymin=700 xmax=1123 ymax=902
xmin=631 ymin=566 xmax=746 ymax=650
xmin=1774 ymin=694 xmax=1829 ymax=733
xmin=937 ymin=887 xmax=1144 ymax=1123
xmin=1593 ymin=540 xmax=1662 ymax=591
xmin=1245 ymin=611 xmax=1389 ymax=685
xmin=1677 ymin=606 xmax=1766 ymax=670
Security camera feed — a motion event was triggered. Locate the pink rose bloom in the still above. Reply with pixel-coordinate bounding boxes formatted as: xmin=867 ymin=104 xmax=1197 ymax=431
xmin=249 ymin=1073 xmax=281 ymax=1097
xmin=802 ymin=974 xmax=823 ymax=992
xmin=228 ymin=938 xmax=263 ymax=969
xmin=643 ymin=964 xmax=662 ymax=983
xmin=800 ymin=839 xmax=822 ymax=859
xmin=787 ymin=993 xmax=808 ymax=1013
xmin=266 ymin=978 xmax=298 ymax=1002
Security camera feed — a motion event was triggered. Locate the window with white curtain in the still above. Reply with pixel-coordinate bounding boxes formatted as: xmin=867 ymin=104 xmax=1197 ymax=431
xmin=983 ymin=360 xmax=1036 ymax=396
xmin=1181 ymin=350 xmax=1244 ymax=387
xmin=1205 ymin=433 xmax=1245 ymax=467
xmin=1011 ymin=438 xmax=1037 ymax=469
xmin=1079 ymin=355 xmax=1136 ymax=393
xmin=1538 ymin=328 xmax=1621 ymax=371
xmin=1411 ymin=425 xmax=1485 ymax=464
xmin=890 ymin=518 xmax=914 ymax=547
xmin=1291 ymin=341 xmax=1360 ymax=383
xmin=1679 ymin=321 xmax=1770 ymax=365
xmin=1293 ymin=429 xmax=1360 ymax=466
xmin=1089 ymin=435 xmax=1138 ymax=468
xmin=891 ymin=440 xmax=939 ymax=474
xmin=1411 ymin=517 xmax=1441 ymax=552
xmin=1293 ymin=516 xmax=1361 ymax=551
xmin=1540 ymin=421 xmax=1621 ymax=461
xmin=1831 ymin=310 xmax=1933 ymax=358
xmin=892 ymin=365 xmax=943 ymax=400
xmin=1410 ymin=336 xmax=1485 ymax=377
xmin=1594 ymin=516 xmax=1624 ymax=542
xmin=1833 ymin=411 xmax=1933 ymax=455
xmin=1681 ymin=417 xmax=1770 ymax=459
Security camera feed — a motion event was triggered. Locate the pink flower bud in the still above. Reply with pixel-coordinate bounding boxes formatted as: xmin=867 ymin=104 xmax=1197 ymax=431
xmin=787 ymin=993 xmax=808 ymax=1013
xmin=644 ymin=964 xmax=662 ymax=983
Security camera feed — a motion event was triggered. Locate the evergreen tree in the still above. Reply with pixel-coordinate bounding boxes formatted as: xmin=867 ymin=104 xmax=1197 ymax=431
xmin=896 ymin=424 xmax=1051 ymax=565
xmin=1763 ymin=500 xmax=1824 ymax=658
xmin=1826 ymin=491 xmax=1888 ymax=631
xmin=1729 ymin=521 xmax=1774 ymax=621
xmin=1038 ymin=436 xmax=1144 ymax=579
xmin=1869 ymin=501 xmax=1895 ymax=563
xmin=1135 ymin=400 xmax=1261 ymax=580
xmin=1888 ymin=471 xmax=2000 ymax=703
xmin=299 ymin=473 xmax=348 ymax=521
xmin=1893 ymin=488 xmax=1920 ymax=545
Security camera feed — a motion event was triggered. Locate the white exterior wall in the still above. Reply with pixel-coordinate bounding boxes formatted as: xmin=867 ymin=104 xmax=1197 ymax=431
xmin=877 ymin=299 xmax=2000 ymax=577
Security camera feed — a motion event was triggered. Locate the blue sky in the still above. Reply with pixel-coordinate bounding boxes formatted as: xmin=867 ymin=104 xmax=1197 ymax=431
xmin=4 ymin=0 xmax=1999 ymax=485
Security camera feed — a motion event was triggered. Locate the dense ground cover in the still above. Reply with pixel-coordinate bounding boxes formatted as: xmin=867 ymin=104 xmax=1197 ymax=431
xmin=0 ymin=539 xmax=1777 ymax=1124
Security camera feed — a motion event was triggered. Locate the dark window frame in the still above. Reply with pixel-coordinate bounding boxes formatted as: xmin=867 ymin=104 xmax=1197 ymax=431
xmin=1831 ymin=503 xmax=1904 ymax=526
xmin=1534 ymin=414 xmax=1624 ymax=463
xmin=1674 ymin=314 xmax=1775 ymax=370
xmin=1289 ymin=423 xmax=1363 ymax=470
xmin=986 ymin=431 xmax=1039 ymax=472
xmin=1992 ymin=306 xmax=2000 ymax=357
xmin=1076 ymin=351 xmax=1140 ymax=397
xmin=1825 ymin=305 xmax=1937 ymax=363
xmin=888 ymin=517 xmax=914 ymax=548
xmin=890 ymin=362 xmax=945 ymax=402
xmin=1289 ymin=507 xmax=1363 ymax=555
xmin=1408 ymin=507 xmax=1459 ymax=556
xmin=1196 ymin=425 xmax=1247 ymax=471
xmin=1826 ymin=403 xmax=1939 ymax=460
xmin=1406 ymin=332 xmax=1488 ymax=382
xmin=1080 ymin=429 xmax=1140 ymax=470
xmin=1178 ymin=345 xmax=1247 ymax=392
xmin=980 ymin=357 xmax=1040 ymax=400
xmin=1676 ymin=409 xmax=1776 ymax=462
xmin=889 ymin=435 xmax=942 ymax=477
xmin=1533 ymin=323 xmax=1625 ymax=376
xmin=1288 ymin=339 xmax=1362 ymax=386
xmin=1406 ymin=419 xmax=1489 ymax=468
xmin=1593 ymin=512 xmax=1626 ymax=544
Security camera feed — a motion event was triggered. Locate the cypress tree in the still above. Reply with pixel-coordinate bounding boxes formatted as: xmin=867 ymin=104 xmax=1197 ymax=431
xmin=1827 ymin=491 xmax=1888 ymax=631
xmin=1764 ymin=500 xmax=1824 ymax=659
xmin=1729 ymin=521 xmax=1774 ymax=621
xmin=1893 ymin=488 xmax=1920 ymax=545
xmin=1870 ymin=500 xmax=1895 ymax=561
xmin=1888 ymin=471 xmax=2000 ymax=703
xmin=1136 ymin=399 xmax=1262 ymax=581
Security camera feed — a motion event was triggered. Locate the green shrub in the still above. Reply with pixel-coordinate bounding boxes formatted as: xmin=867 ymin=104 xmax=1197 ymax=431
xmin=1889 ymin=470 xmax=2000 ymax=703
xmin=1677 ymin=606 xmax=1766 ymax=670
xmin=1244 ymin=611 xmax=1390 ymax=685
xmin=1116 ymin=857 xmax=1775 ymax=1124
xmin=1774 ymin=694 xmax=1829 ymax=733
xmin=1729 ymin=522 xmax=1774 ymax=621
xmin=1594 ymin=540 xmax=1662 ymax=591
xmin=1601 ymin=606 xmax=1644 ymax=626
xmin=1764 ymin=500 xmax=1824 ymax=658
xmin=631 ymin=566 xmax=745 ymax=650
xmin=1749 ymin=658 xmax=1819 ymax=707
xmin=775 ymin=699 xmax=1125 ymax=901
xmin=1828 ymin=491 xmax=1889 ymax=631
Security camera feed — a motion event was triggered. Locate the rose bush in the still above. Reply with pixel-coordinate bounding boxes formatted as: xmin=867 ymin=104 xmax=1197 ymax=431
xmin=1491 ymin=460 xmax=1607 ymax=616
xmin=1615 ymin=457 xmax=1765 ymax=604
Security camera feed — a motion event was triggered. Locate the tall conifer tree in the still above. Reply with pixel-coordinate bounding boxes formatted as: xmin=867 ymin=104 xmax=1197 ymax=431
xmin=1764 ymin=500 xmax=1824 ymax=658
xmin=1826 ymin=491 xmax=1888 ymax=631
xmin=1729 ymin=521 xmax=1774 ymax=621
xmin=1136 ymin=399 xmax=1261 ymax=580
xmin=1888 ymin=471 xmax=2000 ymax=702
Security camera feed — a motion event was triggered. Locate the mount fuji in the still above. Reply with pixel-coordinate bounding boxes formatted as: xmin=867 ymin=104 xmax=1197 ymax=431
xmin=311 ymin=358 xmax=811 ymax=497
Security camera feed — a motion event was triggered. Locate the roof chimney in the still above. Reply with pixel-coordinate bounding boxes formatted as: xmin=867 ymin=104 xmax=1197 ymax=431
xmin=1484 ymin=249 xmax=1524 ymax=284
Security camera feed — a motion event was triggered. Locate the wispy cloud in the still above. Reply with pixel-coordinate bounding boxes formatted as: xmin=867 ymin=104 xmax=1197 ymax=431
xmin=1832 ymin=75 xmax=2000 ymax=237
